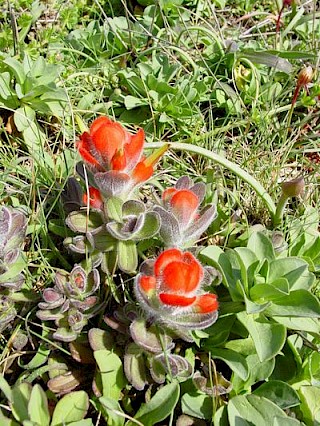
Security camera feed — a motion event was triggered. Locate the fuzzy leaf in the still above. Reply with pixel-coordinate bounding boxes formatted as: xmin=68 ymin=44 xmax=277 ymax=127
xmin=94 ymin=171 xmax=130 ymax=198
xmin=130 ymin=319 xmax=174 ymax=353
xmin=131 ymin=211 xmax=161 ymax=240
xmin=124 ymin=343 xmax=148 ymax=391
xmin=88 ymin=328 xmax=114 ymax=351
xmin=122 ymin=200 xmax=145 ymax=216
xmin=66 ymin=211 xmax=103 ymax=233
xmin=154 ymin=206 xmax=181 ymax=246
xmin=117 ymin=240 xmax=138 ymax=273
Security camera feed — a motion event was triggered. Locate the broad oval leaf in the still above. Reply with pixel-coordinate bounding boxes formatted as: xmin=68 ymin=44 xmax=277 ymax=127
xmin=237 ymin=312 xmax=286 ymax=362
xmin=253 ymin=380 xmax=300 ymax=409
xmin=51 ymin=391 xmax=89 ymax=426
xmin=28 ymin=384 xmax=50 ymax=426
xmin=130 ymin=381 xmax=180 ymax=426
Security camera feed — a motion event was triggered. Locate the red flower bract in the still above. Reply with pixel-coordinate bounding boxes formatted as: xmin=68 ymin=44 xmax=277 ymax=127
xmin=77 ymin=117 xmax=167 ymax=198
xmin=82 ymin=187 xmax=103 ymax=210
xmin=134 ymin=248 xmax=219 ymax=331
xmin=77 ymin=116 xmax=145 ymax=173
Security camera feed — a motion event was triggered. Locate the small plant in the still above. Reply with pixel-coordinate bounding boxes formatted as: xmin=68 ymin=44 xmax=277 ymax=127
xmin=37 ymin=265 xmax=102 ymax=342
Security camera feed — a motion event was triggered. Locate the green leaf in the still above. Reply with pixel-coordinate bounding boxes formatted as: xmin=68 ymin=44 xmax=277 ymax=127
xmin=0 ymin=253 xmax=26 ymax=283
xmin=241 ymin=51 xmax=292 ymax=73
xmin=66 ymin=211 xmax=103 ymax=233
xmin=3 ymin=57 xmax=26 ymax=85
xmin=273 ymin=317 xmax=320 ymax=334
xmin=214 ymin=405 xmax=229 ymax=426
xmin=130 ymin=382 xmax=180 ymax=426
xmin=0 ymin=375 xmax=12 ymax=403
xmin=105 ymin=198 xmax=123 ymax=222
xmin=11 ymin=383 xmax=31 ymax=422
xmin=99 ymin=396 xmax=125 ymax=426
xmin=253 ymin=380 xmax=300 ymax=409
xmin=117 ymin=240 xmax=138 ymax=273
xmin=298 ymin=385 xmax=320 ymax=426
xmin=14 ymin=106 xmax=36 ymax=132
xmin=210 ymin=348 xmax=248 ymax=381
xmin=228 ymin=394 xmax=301 ymax=426
xmin=0 ymin=410 xmax=19 ymax=426
xmin=181 ymin=392 xmax=213 ymax=420
xmin=0 ymin=72 xmax=14 ymax=99
xmin=232 ymin=354 xmax=275 ymax=393
xmin=94 ymin=350 xmax=126 ymax=400
xmin=51 ymin=391 xmax=89 ymax=426
xmin=237 ymin=312 xmax=286 ymax=362
xmin=203 ymin=315 xmax=236 ymax=347
xmin=247 ymin=231 xmax=275 ymax=262
xmin=250 ymin=283 xmax=289 ymax=303
xmin=265 ymin=290 xmax=320 ymax=318
xmin=28 ymin=385 xmax=50 ymax=426
xmin=124 ymin=95 xmax=149 ymax=109
xmin=234 ymin=247 xmax=259 ymax=291
xmin=268 ymin=258 xmax=314 ymax=291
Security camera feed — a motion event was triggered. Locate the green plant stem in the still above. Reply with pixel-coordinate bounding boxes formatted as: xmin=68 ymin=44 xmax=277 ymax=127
xmin=274 ymin=193 xmax=289 ymax=227
xmin=146 ymin=142 xmax=277 ymax=222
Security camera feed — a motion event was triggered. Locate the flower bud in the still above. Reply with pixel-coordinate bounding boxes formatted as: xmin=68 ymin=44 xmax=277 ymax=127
xmin=281 ymin=177 xmax=305 ymax=198
xmin=297 ymin=66 xmax=313 ymax=88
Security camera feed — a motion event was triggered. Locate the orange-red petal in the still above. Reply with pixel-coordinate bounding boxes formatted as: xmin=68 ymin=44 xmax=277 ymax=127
xmin=131 ymin=161 xmax=154 ymax=184
xmin=111 ymin=149 xmax=127 ymax=171
xmin=90 ymin=116 xmax=113 ymax=136
xmin=162 ymin=259 xmax=201 ymax=293
xmin=139 ymin=275 xmax=156 ymax=293
xmin=162 ymin=188 xmax=177 ymax=203
xmin=159 ymin=293 xmax=196 ymax=307
xmin=124 ymin=128 xmax=145 ymax=166
xmin=77 ymin=136 xmax=103 ymax=170
xmin=170 ymin=189 xmax=199 ymax=224
xmin=91 ymin=120 xmax=127 ymax=164
xmin=83 ymin=187 xmax=103 ymax=209
xmin=195 ymin=294 xmax=219 ymax=313
xmin=154 ymin=248 xmax=183 ymax=277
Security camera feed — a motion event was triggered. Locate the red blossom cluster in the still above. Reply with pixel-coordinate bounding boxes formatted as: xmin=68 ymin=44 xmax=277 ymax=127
xmin=76 ymin=116 xmax=219 ymax=330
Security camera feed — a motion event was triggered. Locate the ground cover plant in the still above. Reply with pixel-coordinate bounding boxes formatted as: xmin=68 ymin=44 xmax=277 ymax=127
xmin=0 ymin=0 xmax=320 ymax=424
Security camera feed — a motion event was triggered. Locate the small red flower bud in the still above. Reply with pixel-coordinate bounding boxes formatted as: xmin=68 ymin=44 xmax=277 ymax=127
xmin=83 ymin=187 xmax=103 ymax=209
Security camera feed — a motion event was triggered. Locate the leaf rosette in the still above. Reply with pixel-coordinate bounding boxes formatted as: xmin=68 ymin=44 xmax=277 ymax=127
xmin=37 ymin=265 xmax=102 ymax=342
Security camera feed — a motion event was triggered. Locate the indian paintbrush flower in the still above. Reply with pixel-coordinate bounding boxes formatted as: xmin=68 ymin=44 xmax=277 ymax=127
xmin=77 ymin=116 xmax=167 ymax=199
xmin=154 ymin=176 xmax=216 ymax=248
xmin=134 ymin=248 xmax=219 ymax=334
